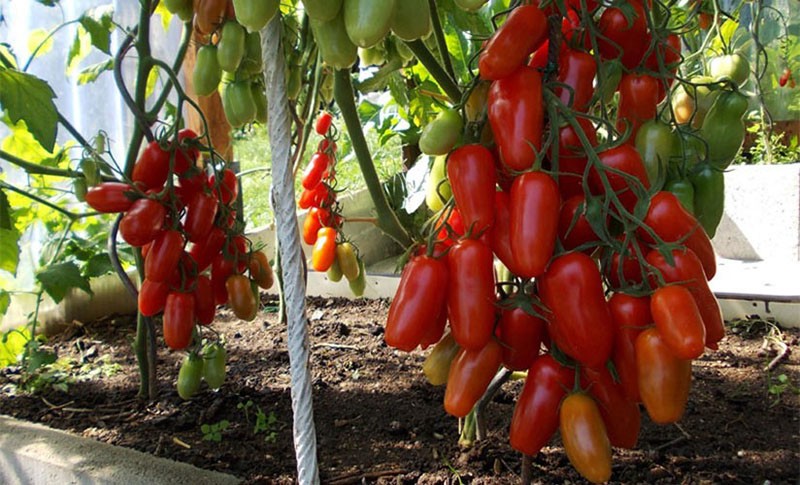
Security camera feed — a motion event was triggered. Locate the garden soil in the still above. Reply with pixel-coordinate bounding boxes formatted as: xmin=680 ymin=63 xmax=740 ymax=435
xmin=0 ymin=295 xmax=798 ymax=484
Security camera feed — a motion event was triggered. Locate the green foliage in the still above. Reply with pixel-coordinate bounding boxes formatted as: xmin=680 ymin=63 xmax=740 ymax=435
xmin=36 ymin=262 xmax=92 ymax=304
xmin=0 ymin=328 xmax=31 ymax=367
xmin=735 ymin=126 xmax=800 ymax=165
xmin=767 ymin=373 xmax=800 ymax=406
xmin=201 ymin=420 xmax=230 ymax=442
xmin=237 ymin=399 xmax=278 ymax=442
xmin=0 ymin=69 xmax=58 ymax=152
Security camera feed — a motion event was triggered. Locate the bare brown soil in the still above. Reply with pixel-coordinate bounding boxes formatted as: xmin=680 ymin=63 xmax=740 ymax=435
xmin=0 ymin=295 xmax=798 ymax=484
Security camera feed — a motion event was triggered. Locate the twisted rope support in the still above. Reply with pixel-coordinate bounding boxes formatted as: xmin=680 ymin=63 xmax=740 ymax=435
xmin=262 ymin=16 xmax=320 ymax=485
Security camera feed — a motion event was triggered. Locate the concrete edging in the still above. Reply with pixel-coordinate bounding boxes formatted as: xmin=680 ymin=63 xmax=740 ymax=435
xmin=0 ymin=414 xmax=240 ymax=485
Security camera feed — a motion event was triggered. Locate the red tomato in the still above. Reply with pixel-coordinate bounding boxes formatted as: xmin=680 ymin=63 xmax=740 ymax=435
xmin=315 ymin=111 xmax=333 ymax=135
xmin=209 ymin=168 xmax=238 ymax=206
xmin=537 ymin=252 xmax=614 ymax=368
xmin=225 ymin=235 xmax=249 ymax=272
xmin=419 ymin=306 xmax=448 ymax=350
xmin=645 ymin=33 xmax=681 ymax=99
xmin=596 ymin=0 xmax=649 ymax=69
xmin=145 ymin=230 xmax=184 ymax=282
xmin=443 ymin=339 xmax=503 ymax=417
xmin=163 ymin=292 xmax=195 ymax=350
xmin=509 ymin=354 xmax=575 ymax=455
xmin=554 ymin=117 xmax=598 ymax=200
xmin=447 ymin=239 xmax=496 ymax=351
xmin=194 ymin=275 xmax=216 ymax=325
xmin=446 ymin=144 xmax=497 ymax=235
xmin=478 ymin=5 xmax=547 ymax=80
xmin=138 ymin=279 xmax=169 ymax=316
xmin=302 ymin=152 xmax=330 ymax=190
xmin=311 ymin=227 xmax=337 ymax=271
xmin=636 ymin=327 xmax=692 ymax=424
xmin=488 ymin=191 xmax=526 ymax=276
xmin=132 ymin=140 xmax=170 ymax=190
xmin=582 ymin=366 xmax=641 ymax=449
xmin=646 ymin=248 xmax=725 ymax=349
xmin=638 ymin=191 xmax=716 ymax=280
xmin=184 ymin=191 xmax=219 ymax=243
xmin=558 ymin=194 xmax=600 ymax=251
xmin=85 ymin=182 xmax=135 ymax=213
xmin=488 ymin=67 xmax=544 ymax=172
xmin=509 ymin=171 xmax=560 ymax=278
xmin=188 ymin=226 xmax=226 ymax=272
xmin=617 ymin=73 xmax=660 ymax=141
xmin=119 ymin=198 xmax=165 ymax=247
xmin=211 ymin=253 xmax=235 ymax=305
xmin=608 ymin=293 xmax=652 ymax=402
xmin=555 ymin=48 xmax=597 ymax=112
xmin=435 ymin=208 xmax=466 ymax=247
xmin=603 ymin=236 xmax=648 ymax=289
xmin=651 ymin=285 xmax=706 ymax=359
xmin=174 ymin=128 xmax=200 ymax=174
xmin=589 ymin=144 xmax=650 ymax=214
xmin=559 ymin=392 xmax=612 ymax=484
xmin=385 ymin=256 xmax=449 ymax=352
xmin=497 ymin=303 xmax=545 ymax=371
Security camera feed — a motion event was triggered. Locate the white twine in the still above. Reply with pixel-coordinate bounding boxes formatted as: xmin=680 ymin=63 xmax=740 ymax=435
xmin=262 ymin=16 xmax=320 ymax=485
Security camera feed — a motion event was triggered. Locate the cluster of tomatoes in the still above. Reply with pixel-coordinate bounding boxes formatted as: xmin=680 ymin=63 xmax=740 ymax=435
xmin=386 ymin=1 xmax=733 ymax=482
xmin=299 ymin=113 xmax=367 ymax=297
xmin=163 ymin=0 xmax=277 ymax=127
xmin=83 ymin=128 xmax=273 ymax=397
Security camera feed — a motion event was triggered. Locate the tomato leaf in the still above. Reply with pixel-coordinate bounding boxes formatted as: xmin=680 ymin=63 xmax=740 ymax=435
xmin=78 ymin=6 xmax=115 ymax=55
xmin=0 ymin=229 xmax=20 ymax=276
xmin=78 ymin=59 xmax=114 ymax=85
xmin=27 ymin=28 xmax=55 ymax=59
xmin=0 ymin=189 xmax=12 ymax=230
xmin=0 ymin=327 xmax=31 ymax=367
xmin=0 ymin=68 xmax=58 ymax=152
xmin=36 ymin=262 xmax=93 ymax=303
xmin=83 ymin=253 xmax=114 ymax=278
xmin=67 ymin=25 xmax=92 ymax=75
xmin=0 ymin=290 xmax=9 ymax=317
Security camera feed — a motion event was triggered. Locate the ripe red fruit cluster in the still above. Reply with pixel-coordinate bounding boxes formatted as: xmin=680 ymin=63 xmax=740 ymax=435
xmin=84 ymin=129 xmax=273 ymax=350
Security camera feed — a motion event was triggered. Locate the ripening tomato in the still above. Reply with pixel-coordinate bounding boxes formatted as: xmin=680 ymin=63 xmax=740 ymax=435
xmin=608 ymin=293 xmax=651 ymax=402
xmin=315 ymin=111 xmax=333 ymax=135
xmin=226 ymin=274 xmax=258 ymax=321
xmin=636 ymin=327 xmax=692 ymax=424
xmin=510 ymin=171 xmax=560 ymax=278
xmin=538 ymin=252 xmax=614 ymax=368
xmin=119 ymin=198 xmax=165 ymax=247
xmin=311 ymin=227 xmax=337 ymax=271
xmin=646 ymin=248 xmax=725 ymax=350
xmin=145 ymin=230 xmax=184 ymax=282
xmin=582 ymin=366 xmax=641 ymax=449
xmin=298 ymin=182 xmax=332 ymax=210
xmin=447 ymin=239 xmax=496 ymax=351
xmin=210 ymin=169 xmax=238 ymax=206
xmin=478 ymin=4 xmax=547 ymax=80
xmin=85 ymin=182 xmax=135 ymax=213
xmin=139 ymin=279 xmax=170 ymax=317
xmin=163 ymin=292 xmax=195 ymax=350
xmin=303 ymin=207 xmax=331 ymax=245
xmin=651 ymin=285 xmax=706 ymax=359
xmin=188 ymin=227 xmax=226 ymax=272
xmin=212 ymin=253 xmax=235 ymax=305
xmin=589 ymin=144 xmax=650 ymax=214
xmin=509 ymin=354 xmax=575 ymax=455
xmin=385 ymin=255 xmax=449 ymax=352
xmin=423 ymin=332 xmax=459 ymax=386
xmin=248 ymin=251 xmax=274 ymax=289
xmin=559 ymin=393 xmax=613 ymax=484
xmin=194 ymin=0 xmax=227 ymax=35
xmin=489 ymin=67 xmax=544 ymax=172
xmin=302 ymin=152 xmax=331 ymax=190
xmin=335 ymin=242 xmax=360 ymax=282
xmin=446 ymin=144 xmax=496 ymax=234
xmin=443 ymin=339 xmax=503 ymax=417
xmin=638 ymin=191 xmax=716 ymax=280
xmin=184 ymin=191 xmax=219 ymax=243
xmin=194 ymin=274 xmax=216 ymax=325
xmin=497 ymin=303 xmax=545 ymax=371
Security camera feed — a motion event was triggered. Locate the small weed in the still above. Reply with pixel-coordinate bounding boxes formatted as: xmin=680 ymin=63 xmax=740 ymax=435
xmin=254 ymin=406 xmax=278 ymax=443
xmin=237 ymin=399 xmax=254 ymax=423
xmin=201 ymin=420 xmax=230 ymax=442
xmin=767 ymin=373 xmax=800 ymax=407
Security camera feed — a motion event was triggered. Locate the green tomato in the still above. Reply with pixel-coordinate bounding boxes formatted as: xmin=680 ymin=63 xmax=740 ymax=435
xmin=700 ymin=90 xmax=748 ymax=169
xmin=343 ymin=0 xmax=395 ymax=48
xmin=454 ymin=0 xmax=489 ymax=11
xmin=635 ymin=120 xmax=679 ymax=191
xmin=163 ymin=0 xmax=193 ymax=21
xmin=320 ymin=71 xmax=334 ymax=103
xmin=177 ymin=353 xmax=203 ymax=400
xmin=327 ymin=257 xmax=344 ymax=282
xmin=252 ymin=81 xmax=268 ymax=124
xmin=690 ymin=164 xmax=725 ymax=238
xmin=193 ymin=45 xmax=222 ymax=97
xmin=217 ymin=21 xmax=246 ymax=73
xmin=232 ymin=0 xmax=279 ymax=33
xmin=664 ymin=179 xmax=695 ymax=214
xmin=393 ymin=36 xmax=414 ymax=63
xmin=336 ymin=242 xmax=361 ymax=282
xmin=80 ymin=157 xmax=101 ymax=187
xmin=221 ymin=81 xmax=256 ymax=128
xmin=687 ymin=76 xmax=721 ymax=128
xmin=302 ymin=0 xmax=343 ymax=22
xmin=426 ymin=155 xmax=452 ymax=212
xmin=286 ymin=66 xmax=303 ymax=101
xmin=311 ymin=13 xmax=358 ymax=70
xmin=358 ymin=45 xmax=386 ymax=66
xmin=708 ymin=53 xmax=750 ymax=87
xmin=202 ymin=344 xmax=227 ymax=390
xmin=238 ymin=31 xmax=264 ymax=76
xmin=391 ymin=0 xmax=432 ymax=41
xmin=348 ymin=258 xmax=367 ymax=297
xmin=419 ymin=109 xmax=463 ymax=156
xmin=73 ymin=178 xmax=87 ymax=202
